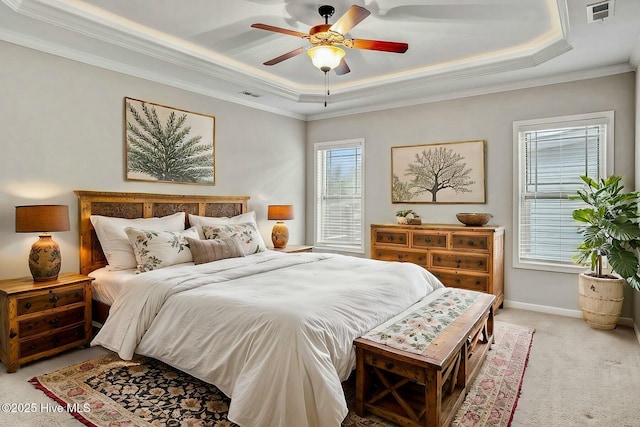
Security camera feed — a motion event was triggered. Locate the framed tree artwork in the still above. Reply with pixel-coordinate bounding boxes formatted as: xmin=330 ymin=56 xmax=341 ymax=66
xmin=125 ymin=97 xmax=215 ymax=185
xmin=391 ymin=140 xmax=486 ymax=203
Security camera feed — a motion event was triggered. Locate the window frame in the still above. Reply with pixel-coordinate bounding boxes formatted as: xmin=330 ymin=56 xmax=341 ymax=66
xmin=512 ymin=111 xmax=614 ymax=273
xmin=313 ymin=138 xmax=365 ymax=254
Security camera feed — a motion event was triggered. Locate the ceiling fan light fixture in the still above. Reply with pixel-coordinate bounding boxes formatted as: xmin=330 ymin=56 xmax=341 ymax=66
xmin=307 ymin=45 xmax=345 ymax=72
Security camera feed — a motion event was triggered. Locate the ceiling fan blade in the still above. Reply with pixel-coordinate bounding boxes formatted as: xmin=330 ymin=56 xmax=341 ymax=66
xmin=348 ymin=38 xmax=408 ymax=53
xmin=334 ymin=58 xmax=350 ymax=75
xmin=263 ymin=47 xmax=305 ymax=66
xmin=330 ymin=5 xmax=371 ymax=35
xmin=251 ymin=23 xmax=308 ymax=38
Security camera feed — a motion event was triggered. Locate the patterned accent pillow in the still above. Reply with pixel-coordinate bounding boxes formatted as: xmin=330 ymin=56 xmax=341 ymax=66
xmin=201 ymin=222 xmax=266 ymax=255
xmin=125 ymin=226 xmax=199 ymax=273
xmin=185 ymin=236 xmax=245 ymax=265
xmin=90 ymin=212 xmax=185 ymax=270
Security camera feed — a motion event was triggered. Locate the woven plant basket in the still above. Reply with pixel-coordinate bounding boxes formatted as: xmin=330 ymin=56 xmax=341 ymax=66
xmin=578 ymin=273 xmax=624 ymax=330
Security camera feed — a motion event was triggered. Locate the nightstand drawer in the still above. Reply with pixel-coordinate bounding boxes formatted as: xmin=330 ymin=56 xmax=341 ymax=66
xmin=16 ymin=285 xmax=85 ymax=316
xmin=19 ymin=324 xmax=86 ymax=359
xmin=18 ymin=306 xmax=85 ymax=338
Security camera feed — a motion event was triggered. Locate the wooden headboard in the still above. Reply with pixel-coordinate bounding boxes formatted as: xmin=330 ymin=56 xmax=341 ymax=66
xmin=74 ymin=190 xmax=250 ymax=275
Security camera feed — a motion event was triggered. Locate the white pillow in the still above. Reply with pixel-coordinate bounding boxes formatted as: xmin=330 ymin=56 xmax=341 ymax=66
xmin=201 ymin=223 xmax=266 ymax=255
xmin=125 ymin=226 xmax=199 ymax=273
xmin=188 ymin=211 xmax=257 ymax=238
xmin=90 ymin=212 xmax=185 ymax=270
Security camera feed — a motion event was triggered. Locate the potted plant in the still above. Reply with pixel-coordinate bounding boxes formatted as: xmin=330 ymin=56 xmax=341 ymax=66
xmin=395 ymin=209 xmax=421 ymax=225
xmin=571 ymin=175 xmax=640 ymax=330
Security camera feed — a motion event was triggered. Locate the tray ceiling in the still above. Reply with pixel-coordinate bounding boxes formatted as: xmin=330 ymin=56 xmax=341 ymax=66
xmin=0 ymin=0 xmax=638 ymax=119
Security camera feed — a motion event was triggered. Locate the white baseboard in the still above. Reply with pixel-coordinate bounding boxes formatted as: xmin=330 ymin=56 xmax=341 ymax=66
xmin=503 ymin=299 xmax=583 ymax=318
xmin=504 ymin=299 xmax=637 ymax=343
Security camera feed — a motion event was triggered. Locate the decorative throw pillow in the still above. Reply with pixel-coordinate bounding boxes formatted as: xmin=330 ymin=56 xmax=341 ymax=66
xmin=201 ymin=222 xmax=266 ymax=255
xmin=189 ymin=211 xmax=259 ymax=238
xmin=125 ymin=226 xmax=199 ymax=273
xmin=90 ymin=212 xmax=185 ymax=270
xmin=185 ymin=236 xmax=245 ymax=265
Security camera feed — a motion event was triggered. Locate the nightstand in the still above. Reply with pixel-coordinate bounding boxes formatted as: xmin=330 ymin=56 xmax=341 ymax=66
xmin=0 ymin=273 xmax=93 ymax=373
xmin=272 ymin=245 xmax=314 ymax=253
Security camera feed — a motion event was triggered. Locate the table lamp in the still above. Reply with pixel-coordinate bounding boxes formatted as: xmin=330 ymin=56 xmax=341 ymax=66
xmin=15 ymin=204 xmax=70 ymax=282
xmin=268 ymin=205 xmax=293 ymax=249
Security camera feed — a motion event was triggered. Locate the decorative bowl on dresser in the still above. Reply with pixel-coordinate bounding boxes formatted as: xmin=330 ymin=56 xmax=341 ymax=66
xmin=0 ymin=273 xmax=93 ymax=372
xmin=370 ymin=223 xmax=504 ymax=310
xmin=455 ymin=213 xmax=493 ymax=226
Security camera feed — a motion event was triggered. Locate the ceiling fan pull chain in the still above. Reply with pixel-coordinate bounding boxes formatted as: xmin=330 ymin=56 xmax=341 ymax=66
xmin=324 ymin=71 xmax=330 ymax=107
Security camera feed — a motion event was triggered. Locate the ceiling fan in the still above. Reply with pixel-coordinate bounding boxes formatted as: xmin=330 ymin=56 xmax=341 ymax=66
xmin=251 ymin=4 xmax=409 ymax=75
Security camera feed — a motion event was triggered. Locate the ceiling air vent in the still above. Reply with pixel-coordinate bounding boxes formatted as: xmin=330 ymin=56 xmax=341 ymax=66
xmin=587 ymin=0 xmax=614 ymax=23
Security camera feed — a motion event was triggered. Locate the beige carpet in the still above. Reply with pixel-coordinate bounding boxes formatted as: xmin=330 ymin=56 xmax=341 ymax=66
xmin=0 ymin=308 xmax=638 ymax=426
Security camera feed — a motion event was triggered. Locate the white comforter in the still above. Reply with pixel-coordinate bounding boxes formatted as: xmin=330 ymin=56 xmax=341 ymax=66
xmin=92 ymin=251 xmax=444 ymax=427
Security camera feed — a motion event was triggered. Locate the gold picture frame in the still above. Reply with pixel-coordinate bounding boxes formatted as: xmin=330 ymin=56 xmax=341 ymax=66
xmin=391 ymin=140 xmax=486 ymax=203
xmin=125 ymin=97 xmax=215 ymax=185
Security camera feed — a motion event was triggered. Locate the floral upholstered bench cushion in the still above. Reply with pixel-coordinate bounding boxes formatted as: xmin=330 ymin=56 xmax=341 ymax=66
xmin=361 ymin=287 xmax=482 ymax=354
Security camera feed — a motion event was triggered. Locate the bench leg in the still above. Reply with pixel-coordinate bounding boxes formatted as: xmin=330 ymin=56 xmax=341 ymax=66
xmin=355 ymin=347 xmax=367 ymax=416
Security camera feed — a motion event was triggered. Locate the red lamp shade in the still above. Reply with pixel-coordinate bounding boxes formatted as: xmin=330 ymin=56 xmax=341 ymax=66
xmin=268 ymin=205 xmax=293 ymax=249
xmin=16 ymin=205 xmax=70 ymax=282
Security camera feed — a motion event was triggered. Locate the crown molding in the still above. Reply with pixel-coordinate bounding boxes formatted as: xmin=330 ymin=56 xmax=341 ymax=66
xmin=307 ymin=63 xmax=634 ymax=121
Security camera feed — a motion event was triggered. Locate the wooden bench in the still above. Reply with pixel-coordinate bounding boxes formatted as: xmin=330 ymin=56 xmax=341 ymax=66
xmin=354 ymin=291 xmax=495 ymax=427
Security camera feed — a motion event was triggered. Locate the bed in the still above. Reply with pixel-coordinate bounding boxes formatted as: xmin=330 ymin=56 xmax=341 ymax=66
xmin=75 ymin=190 xmax=445 ymax=427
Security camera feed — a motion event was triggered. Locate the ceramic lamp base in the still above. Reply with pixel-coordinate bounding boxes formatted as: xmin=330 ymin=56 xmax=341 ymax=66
xmin=271 ymin=221 xmax=289 ymax=249
xmin=29 ymin=234 xmax=62 ymax=282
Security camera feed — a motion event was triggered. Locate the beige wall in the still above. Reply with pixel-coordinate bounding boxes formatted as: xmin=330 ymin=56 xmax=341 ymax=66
xmin=307 ymin=73 xmax=636 ymax=317
xmin=0 ymin=41 xmax=307 ymax=279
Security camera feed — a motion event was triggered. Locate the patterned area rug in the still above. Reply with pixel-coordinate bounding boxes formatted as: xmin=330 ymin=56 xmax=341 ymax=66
xmin=30 ymin=321 xmax=534 ymax=427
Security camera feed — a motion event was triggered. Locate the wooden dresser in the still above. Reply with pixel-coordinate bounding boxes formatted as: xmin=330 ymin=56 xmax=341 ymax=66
xmin=371 ymin=224 xmax=504 ymax=309
xmin=0 ymin=273 xmax=93 ymax=372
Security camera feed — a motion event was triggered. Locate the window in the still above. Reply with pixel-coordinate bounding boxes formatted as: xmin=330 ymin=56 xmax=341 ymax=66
xmin=314 ymin=139 xmax=364 ymax=253
xmin=513 ymin=111 xmax=613 ymax=272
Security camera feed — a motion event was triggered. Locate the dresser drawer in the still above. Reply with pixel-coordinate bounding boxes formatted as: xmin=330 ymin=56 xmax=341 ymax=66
xmin=411 ymin=232 xmax=448 ymax=249
xmin=18 ymin=306 xmax=85 ymax=338
xmin=373 ymin=230 xmax=409 ymax=247
xmin=19 ymin=324 xmax=86 ymax=359
xmin=16 ymin=285 xmax=85 ymax=316
xmin=373 ymin=248 xmax=427 ymax=266
xmin=430 ymin=252 xmax=490 ymax=273
xmin=431 ymin=270 xmax=489 ymax=292
xmin=451 ymin=233 xmax=490 ymax=251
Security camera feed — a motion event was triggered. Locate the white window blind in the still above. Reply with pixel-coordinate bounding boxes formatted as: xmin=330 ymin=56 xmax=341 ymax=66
xmin=314 ymin=139 xmax=364 ymax=253
xmin=514 ymin=112 xmax=613 ymax=272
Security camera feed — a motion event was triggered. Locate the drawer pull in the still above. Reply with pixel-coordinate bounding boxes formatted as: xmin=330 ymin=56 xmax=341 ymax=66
xmin=30 ymin=344 xmax=36 ymax=350
xmin=25 ymin=302 xmax=32 ymax=309
xmin=425 ymin=238 xmax=431 ymax=243
xmin=387 ymin=236 xmax=394 ymax=242
xmin=467 ymin=240 xmax=475 ymax=246
xmin=398 ymin=254 xmax=404 ymax=260
xmin=385 ymin=361 xmax=395 ymax=370
xmin=476 ymin=280 xmax=481 ymax=285
xmin=477 ymin=260 xmax=484 ymax=267
xmin=9 ymin=330 xmax=17 ymax=339
xmin=50 ymin=317 xmax=60 ymax=325
xmin=49 ymin=295 xmax=59 ymax=304
xmin=455 ymin=278 xmax=461 ymax=284
xmin=74 ymin=293 xmax=80 ymax=298
xmin=52 ymin=336 xmax=61 ymax=346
